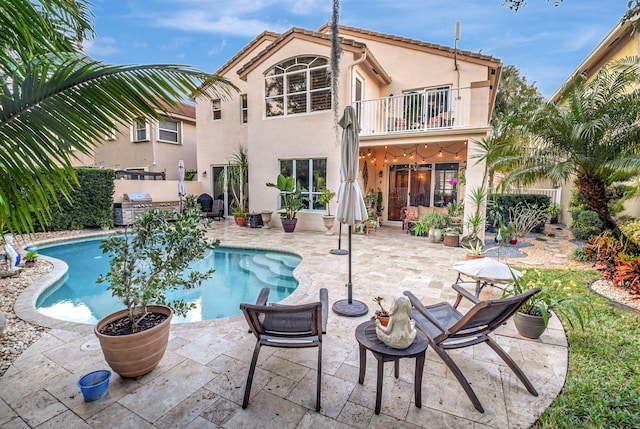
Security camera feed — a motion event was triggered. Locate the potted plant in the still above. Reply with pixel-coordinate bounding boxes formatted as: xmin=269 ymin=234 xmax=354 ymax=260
xmin=231 ymin=202 xmax=246 ymax=227
xmin=547 ymin=203 xmax=561 ymax=224
xmin=443 ymin=226 xmax=461 ymax=247
xmin=423 ymin=211 xmax=450 ymax=243
xmin=319 ymin=187 xmax=336 ymax=235
xmin=95 ymin=196 xmax=218 ymax=378
xmin=502 ymin=269 xmax=591 ymax=339
xmin=446 ymin=200 xmax=464 ymax=224
xmin=462 ymin=241 xmax=485 ymax=260
xmin=24 ymin=251 xmax=38 ymax=267
xmin=411 ymin=217 xmax=429 ymax=237
xmin=372 ymin=296 xmax=390 ymax=326
xmin=266 ymin=174 xmax=306 ymax=233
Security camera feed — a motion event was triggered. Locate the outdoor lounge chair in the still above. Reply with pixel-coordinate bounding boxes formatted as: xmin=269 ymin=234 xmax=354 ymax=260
xmin=403 ymin=284 xmax=540 ymax=413
xmin=197 ymin=194 xmax=224 ymax=220
xmin=240 ymin=287 xmax=328 ymax=411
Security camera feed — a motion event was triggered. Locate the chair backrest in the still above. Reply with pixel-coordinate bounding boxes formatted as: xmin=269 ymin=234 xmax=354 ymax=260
xmin=212 ymin=199 xmax=224 ymax=213
xmin=197 ymin=193 xmax=213 ymax=212
xmin=240 ymin=301 xmax=323 ymax=341
xmin=446 ymin=288 xmax=540 ymax=340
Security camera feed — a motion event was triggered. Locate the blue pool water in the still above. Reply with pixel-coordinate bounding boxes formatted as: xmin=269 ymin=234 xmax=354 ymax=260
xmin=36 ymin=238 xmax=301 ymax=324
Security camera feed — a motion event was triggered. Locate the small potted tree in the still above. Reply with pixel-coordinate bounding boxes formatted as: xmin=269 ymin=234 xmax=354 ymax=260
xmin=95 ymin=196 xmax=219 ymax=378
xmin=319 ymin=187 xmax=336 ymax=235
xmin=423 ymin=211 xmax=450 ymax=243
xmin=266 ymin=174 xmax=306 ymax=233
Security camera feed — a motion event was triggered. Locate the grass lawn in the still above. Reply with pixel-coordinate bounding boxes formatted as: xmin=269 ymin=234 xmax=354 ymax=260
xmin=523 ymin=268 xmax=640 ymax=428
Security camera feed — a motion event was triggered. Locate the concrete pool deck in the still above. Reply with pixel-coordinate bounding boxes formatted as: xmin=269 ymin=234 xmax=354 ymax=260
xmin=1 ymin=221 xmax=568 ymax=428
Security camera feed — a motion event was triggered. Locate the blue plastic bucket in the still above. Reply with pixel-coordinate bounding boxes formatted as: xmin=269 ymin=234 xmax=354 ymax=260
xmin=77 ymin=370 xmax=111 ymax=401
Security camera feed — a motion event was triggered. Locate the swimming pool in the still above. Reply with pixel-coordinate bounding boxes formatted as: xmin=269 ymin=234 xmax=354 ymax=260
xmin=35 ymin=238 xmax=301 ymax=324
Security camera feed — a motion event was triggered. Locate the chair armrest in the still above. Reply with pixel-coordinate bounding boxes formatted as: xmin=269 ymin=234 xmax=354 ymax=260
xmin=319 ymin=288 xmax=328 ymax=334
xmin=403 ymin=291 xmax=450 ymax=335
xmin=255 ymin=288 xmax=271 ymax=306
xmin=452 ymin=282 xmax=480 ymax=305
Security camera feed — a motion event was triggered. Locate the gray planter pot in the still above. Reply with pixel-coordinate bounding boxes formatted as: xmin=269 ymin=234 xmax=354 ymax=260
xmin=513 ymin=312 xmax=546 ymax=339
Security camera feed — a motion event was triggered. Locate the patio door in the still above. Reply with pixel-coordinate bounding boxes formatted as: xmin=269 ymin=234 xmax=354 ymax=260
xmin=387 ymin=163 xmax=433 ymax=221
xmin=211 ymin=165 xmax=228 ymax=216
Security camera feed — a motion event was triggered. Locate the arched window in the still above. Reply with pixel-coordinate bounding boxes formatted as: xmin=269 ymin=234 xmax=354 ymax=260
xmin=264 ymin=56 xmax=331 ymax=117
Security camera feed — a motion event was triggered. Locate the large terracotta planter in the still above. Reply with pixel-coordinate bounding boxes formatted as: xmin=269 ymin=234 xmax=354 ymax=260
xmin=94 ymin=305 xmax=173 ymax=378
xmin=234 ymin=215 xmax=246 ymax=227
xmin=443 ymin=234 xmax=459 ymax=247
xmin=465 ymin=254 xmax=485 ymax=261
xmin=513 ymin=311 xmax=546 ymax=339
xmin=281 ymin=218 xmax=297 ymax=233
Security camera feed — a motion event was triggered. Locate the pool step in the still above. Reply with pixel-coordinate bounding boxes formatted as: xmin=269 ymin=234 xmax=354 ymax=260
xmin=239 ymin=255 xmax=298 ymax=291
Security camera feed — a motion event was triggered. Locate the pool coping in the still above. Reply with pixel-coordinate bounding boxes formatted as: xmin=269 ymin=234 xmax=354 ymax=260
xmin=14 ymin=231 xmax=312 ymax=333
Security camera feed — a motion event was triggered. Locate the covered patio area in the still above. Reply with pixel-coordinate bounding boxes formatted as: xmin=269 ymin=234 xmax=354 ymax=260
xmin=1 ymin=222 xmax=567 ymax=428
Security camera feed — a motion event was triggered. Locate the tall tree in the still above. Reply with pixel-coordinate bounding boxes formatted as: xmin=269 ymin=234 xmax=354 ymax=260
xmin=500 ymin=57 xmax=640 ymax=230
xmin=0 ymin=0 xmax=237 ymax=234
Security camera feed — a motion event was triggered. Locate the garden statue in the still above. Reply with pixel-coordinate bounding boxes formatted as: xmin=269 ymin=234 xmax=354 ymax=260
xmin=3 ymin=235 xmax=20 ymax=272
xmin=375 ymin=294 xmax=417 ymax=349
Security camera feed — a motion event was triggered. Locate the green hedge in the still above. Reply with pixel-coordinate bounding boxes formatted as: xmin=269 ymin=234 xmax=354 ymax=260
xmin=487 ymin=193 xmax=551 ymax=233
xmin=44 ymin=168 xmax=115 ymax=231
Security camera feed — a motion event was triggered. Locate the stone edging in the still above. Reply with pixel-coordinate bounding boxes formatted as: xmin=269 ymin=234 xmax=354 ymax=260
xmin=588 ymin=279 xmax=639 ymax=313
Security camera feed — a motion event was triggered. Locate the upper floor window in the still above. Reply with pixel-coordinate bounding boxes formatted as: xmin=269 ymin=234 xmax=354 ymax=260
xmin=158 ymin=119 xmax=180 ymax=144
xmin=240 ymin=94 xmax=248 ymax=124
xmin=212 ymin=99 xmax=222 ymax=121
xmin=265 ymin=56 xmax=331 ymax=117
xmin=132 ymin=119 xmax=149 ymax=142
xmin=278 ymin=158 xmax=327 ymax=211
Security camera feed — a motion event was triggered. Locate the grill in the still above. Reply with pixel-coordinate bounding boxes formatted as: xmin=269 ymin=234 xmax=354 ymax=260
xmin=113 ymin=193 xmax=180 ymax=226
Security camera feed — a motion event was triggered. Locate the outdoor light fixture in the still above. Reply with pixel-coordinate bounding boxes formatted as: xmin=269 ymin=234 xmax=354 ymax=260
xmin=438 ymin=148 xmax=443 ymax=157
xmin=201 ymin=171 xmax=207 ymax=178
xmin=367 ymin=148 xmax=371 ymax=157
xmin=378 ymin=171 xmax=383 ymax=178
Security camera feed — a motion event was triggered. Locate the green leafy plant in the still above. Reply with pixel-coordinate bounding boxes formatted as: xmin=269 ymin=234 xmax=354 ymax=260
xmin=508 ymin=202 xmax=549 ymax=237
xmin=24 ymin=251 xmax=38 ymax=263
xmin=318 ymin=188 xmax=336 ymax=216
xmin=462 ymin=240 xmax=484 ymax=256
xmin=97 ymin=196 xmax=219 ymax=332
xmin=266 ymin=174 xmax=306 ymax=219
xmin=411 ymin=217 xmax=429 ymax=236
xmin=503 ymin=269 xmax=591 ymax=328
xmin=422 ymin=211 xmax=450 ymax=231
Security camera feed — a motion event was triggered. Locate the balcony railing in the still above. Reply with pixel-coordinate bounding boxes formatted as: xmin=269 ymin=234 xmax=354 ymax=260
xmin=354 ymin=87 xmax=470 ymax=136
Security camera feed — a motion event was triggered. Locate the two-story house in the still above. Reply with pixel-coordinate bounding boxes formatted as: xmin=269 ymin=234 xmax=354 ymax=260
xmin=76 ymin=102 xmax=198 ymax=181
xmin=196 ymin=25 xmax=502 ymax=232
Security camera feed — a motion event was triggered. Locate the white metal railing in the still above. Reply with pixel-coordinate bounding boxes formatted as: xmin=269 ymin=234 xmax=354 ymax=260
xmin=354 ymin=87 xmax=470 ymax=136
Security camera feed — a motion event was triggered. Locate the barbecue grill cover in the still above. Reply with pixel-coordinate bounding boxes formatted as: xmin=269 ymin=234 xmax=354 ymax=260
xmin=197 ymin=193 xmax=213 ymax=212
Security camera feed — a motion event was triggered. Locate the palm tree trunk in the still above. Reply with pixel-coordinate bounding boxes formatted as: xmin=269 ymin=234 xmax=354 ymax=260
xmin=575 ymin=173 xmax=616 ymax=230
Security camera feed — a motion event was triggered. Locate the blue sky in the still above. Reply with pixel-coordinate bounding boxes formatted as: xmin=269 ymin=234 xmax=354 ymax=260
xmin=85 ymin=0 xmax=630 ymax=98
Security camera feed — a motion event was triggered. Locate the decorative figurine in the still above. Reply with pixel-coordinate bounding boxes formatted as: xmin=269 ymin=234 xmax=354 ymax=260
xmin=3 ymin=235 xmax=20 ymax=272
xmin=375 ymin=294 xmax=417 ymax=349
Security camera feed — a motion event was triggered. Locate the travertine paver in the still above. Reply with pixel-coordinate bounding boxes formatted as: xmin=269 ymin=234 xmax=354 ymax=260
xmin=1 ymin=222 xmax=568 ymax=428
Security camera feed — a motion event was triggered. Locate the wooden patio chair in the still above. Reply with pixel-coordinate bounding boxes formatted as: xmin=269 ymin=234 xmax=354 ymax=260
xmin=240 ymin=288 xmax=328 ymax=411
xmin=403 ymin=284 xmax=540 ymax=413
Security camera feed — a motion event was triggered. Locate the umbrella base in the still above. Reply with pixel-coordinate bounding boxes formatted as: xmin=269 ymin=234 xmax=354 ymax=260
xmin=330 ymin=249 xmax=349 ymax=255
xmin=332 ymin=299 xmax=369 ymax=317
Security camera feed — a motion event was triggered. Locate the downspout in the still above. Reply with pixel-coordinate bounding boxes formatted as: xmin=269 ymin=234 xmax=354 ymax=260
xmin=348 ymin=51 xmax=367 ymax=103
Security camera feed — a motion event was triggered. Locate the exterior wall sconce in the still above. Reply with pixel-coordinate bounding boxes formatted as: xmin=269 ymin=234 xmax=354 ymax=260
xmin=201 ymin=171 xmax=207 ymax=178
xmin=378 ymin=171 xmax=383 ymax=178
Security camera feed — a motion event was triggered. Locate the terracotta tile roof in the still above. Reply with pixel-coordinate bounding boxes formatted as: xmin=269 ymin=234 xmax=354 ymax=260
xmin=318 ymin=24 xmax=501 ymax=65
xmin=153 ymin=98 xmax=196 ymax=119
xmin=216 ymin=30 xmax=280 ymax=75
xmin=236 ymin=27 xmax=368 ymax=78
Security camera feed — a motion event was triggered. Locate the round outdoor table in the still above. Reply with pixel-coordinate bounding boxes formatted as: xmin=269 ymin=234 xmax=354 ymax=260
xmin=355 ymin=320 xmax=428 ymax=415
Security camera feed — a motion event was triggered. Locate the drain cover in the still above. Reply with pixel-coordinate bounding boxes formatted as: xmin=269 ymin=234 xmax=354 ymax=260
xmin=80 ymin=339 xmax=100 ymax=351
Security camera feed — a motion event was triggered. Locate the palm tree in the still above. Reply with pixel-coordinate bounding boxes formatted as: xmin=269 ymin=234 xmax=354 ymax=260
xmin=0 ymin=0 xmax=237 ymax=234
xmin=500 ymin=57 xmax=640 ymax=231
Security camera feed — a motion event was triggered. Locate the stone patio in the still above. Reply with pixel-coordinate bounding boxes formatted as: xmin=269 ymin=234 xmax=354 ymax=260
xmin=0 ymin=221 xmax=568 ymax=428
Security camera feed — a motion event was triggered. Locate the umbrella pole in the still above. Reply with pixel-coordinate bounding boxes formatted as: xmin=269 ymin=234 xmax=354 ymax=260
xmin=330 ymin=222 xmax=348 ymax=255
xmin=332 ymin=225 xmax=369 ymax=317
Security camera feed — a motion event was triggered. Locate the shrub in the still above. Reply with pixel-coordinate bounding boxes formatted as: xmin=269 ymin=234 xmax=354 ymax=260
xmin=572 ymin=246 xmax=588 ymax=262
xmin=613 ymin=254 xmax=640 ymax=296
xmin=487 ymin=194 xmax=550 ymax=233
xmin=509 ymin=202 xmax=549 ymax=237
xmin=619 ymin=219 xmax=640 ymax=246
xmin=570 ymin=210 xmax=603 ymax=241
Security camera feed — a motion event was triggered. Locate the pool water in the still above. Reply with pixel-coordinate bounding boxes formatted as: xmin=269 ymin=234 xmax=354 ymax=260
xmin=36 ymin=238 xmax=301 ymax=324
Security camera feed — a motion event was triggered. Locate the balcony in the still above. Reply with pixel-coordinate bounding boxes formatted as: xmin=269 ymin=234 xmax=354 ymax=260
xmin=354 ymin=87 xmax=471 ymax=137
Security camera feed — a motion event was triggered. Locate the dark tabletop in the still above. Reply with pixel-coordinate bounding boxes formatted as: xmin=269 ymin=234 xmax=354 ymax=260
xmin=355 ymin=320 xmax=428 ymax=357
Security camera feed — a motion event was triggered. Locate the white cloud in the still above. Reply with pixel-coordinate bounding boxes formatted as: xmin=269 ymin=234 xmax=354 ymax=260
xmin=82 ymin=36 xmax=120 ymax=56
xmin=208 ymin=40 xmax=228 ymax=56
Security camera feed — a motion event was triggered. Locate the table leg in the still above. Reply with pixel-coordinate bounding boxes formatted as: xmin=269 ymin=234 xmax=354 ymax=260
xmin=394 ymin=358 xmax=399 ymax=378
xmin=375 ymin=354 xmax=384 ymax=415
xmin=414 ymin=351 xmax=426 ymax=408
xmin=358 ymin=344 xmax=366 ymax=384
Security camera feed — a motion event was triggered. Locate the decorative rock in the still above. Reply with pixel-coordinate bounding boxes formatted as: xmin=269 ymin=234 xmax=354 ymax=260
xmin=0 ymin=311 xmax=6 ymax=337
xmin=375 ymin=294 xmax=417 ymax=349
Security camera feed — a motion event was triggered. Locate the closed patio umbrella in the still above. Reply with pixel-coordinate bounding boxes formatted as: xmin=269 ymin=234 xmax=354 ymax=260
xmin=332 ymin=106 xmax=369 ymax=317
xmin=178 ymin=160 xmax=186 ymax=212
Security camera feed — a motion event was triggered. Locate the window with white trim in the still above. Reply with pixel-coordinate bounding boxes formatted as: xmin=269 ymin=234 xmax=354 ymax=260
xmin=265 ymin=56 xmax=331 ymax=117
xmin=212 ymin=99 xmax=221 ymax=121
xmin=132 ymin=119 xmax=149 ymax=142
xmin=158 ymin=119 xmax=180 ymax=144
xmin=240 ymin=94 xmax=248 ymax=124
xmin=279 ymin=158 xmax=327 ymax=210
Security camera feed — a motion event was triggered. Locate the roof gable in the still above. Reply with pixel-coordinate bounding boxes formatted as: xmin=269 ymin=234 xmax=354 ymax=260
xmin=216 ymin=30 xmax=279 ymax=76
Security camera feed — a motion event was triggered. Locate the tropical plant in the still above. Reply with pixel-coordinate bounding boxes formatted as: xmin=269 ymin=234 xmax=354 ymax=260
xmin=319 ymin=188 xmax=336 ymax=216
xmin=503 ymin=269 xmax=591 ymax=329
xmin=422 ymin=211 xmax=449 ymax=231
xmin=226 ymin=145 xmax=249 ymax=211
xmin=0 ymin=0 xmax=237 ymax=235
xmin=500 ymin=57 xmax=640 ymax=232
xmin=266 ymin=174 xmax=306 ymax=219
xmin=24 ymin=251 xmax=38 ymax=263
xmin=446 ymin=200 xmax=464 ymax=218
xmin=97 ymin=196 xmax=218 ymax=333
xmin=462 ymin=240 xmax=484 ymax=256
xmin=508 ymin=202 xmax=549 ymax=237
xmin=411 ymin=217 xmax=429 ymax=237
